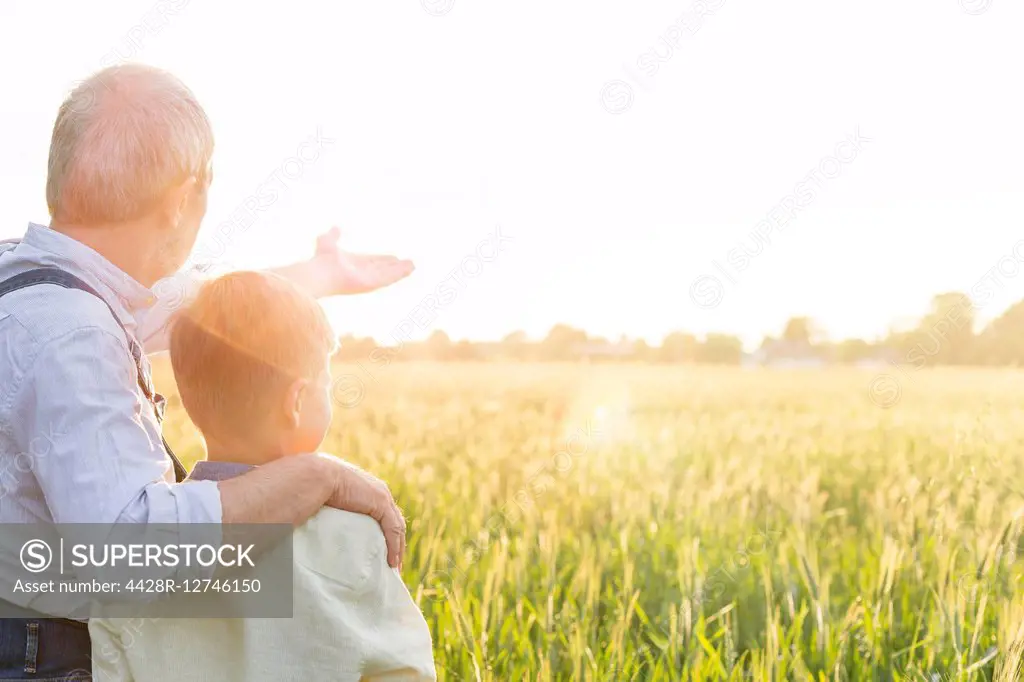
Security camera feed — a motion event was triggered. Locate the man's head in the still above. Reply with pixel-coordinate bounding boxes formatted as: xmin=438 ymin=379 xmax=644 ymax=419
xmin=47 ymin=64 xmax=214 ymax=280
xmin=170 ymin=271 xmax=338 ymax=462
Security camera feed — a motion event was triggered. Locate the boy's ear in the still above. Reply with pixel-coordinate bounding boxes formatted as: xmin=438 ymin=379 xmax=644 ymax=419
xmin=282 ymin=378 xmax=309 ymax=428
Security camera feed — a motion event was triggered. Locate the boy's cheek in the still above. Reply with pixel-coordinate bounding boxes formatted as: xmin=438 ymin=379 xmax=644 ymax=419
xmin=297 ymin=419 xmax=330 ymax=453
xmin=293 ymin=389 xmax=333 ymax=452
xmin=316 ymin=390 xmax=334 ymax=439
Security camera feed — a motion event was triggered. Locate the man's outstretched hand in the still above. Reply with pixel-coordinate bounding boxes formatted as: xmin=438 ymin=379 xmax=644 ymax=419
xmin=267 ymin=226 xmax=414 ymax=300
xmin=312 ymin=226 xmax=415 ymax=295
xmin=323 ymin=454 xmax=406 ymax=568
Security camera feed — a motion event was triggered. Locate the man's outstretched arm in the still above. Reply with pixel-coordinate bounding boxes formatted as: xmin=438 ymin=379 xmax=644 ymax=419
xmin=139 ymin=227 xmax=414 ymax=353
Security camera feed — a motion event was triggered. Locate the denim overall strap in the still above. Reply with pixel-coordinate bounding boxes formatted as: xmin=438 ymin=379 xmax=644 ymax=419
xmin=0 ymin=267 xmax=188 ymax=482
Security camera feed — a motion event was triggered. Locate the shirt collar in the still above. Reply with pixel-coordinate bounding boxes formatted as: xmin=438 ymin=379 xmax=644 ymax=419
xmin=22 ymin=223 xmax=156 ymax=313
xmin=189 ymin=460 xmax=256 ymax=482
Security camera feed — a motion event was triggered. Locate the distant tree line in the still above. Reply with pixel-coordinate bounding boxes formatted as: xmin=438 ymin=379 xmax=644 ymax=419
xmin=335 ymin=292 xmax=1024 ymax=366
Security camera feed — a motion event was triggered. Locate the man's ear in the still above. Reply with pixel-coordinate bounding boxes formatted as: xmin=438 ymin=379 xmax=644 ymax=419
xmin=282 ymin=378 xmax=309 ymax=429
xmin=159 ymin=176 xmax=198 ymax=227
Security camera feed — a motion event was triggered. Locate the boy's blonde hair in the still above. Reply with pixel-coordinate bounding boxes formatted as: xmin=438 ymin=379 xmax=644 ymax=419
xmin=170 ymin=271 xmax=337 ymax=442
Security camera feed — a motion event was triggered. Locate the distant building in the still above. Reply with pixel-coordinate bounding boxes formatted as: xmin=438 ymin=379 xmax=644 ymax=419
xmin=852 ymin=349 xmax=902 ymax=370
xmin=572 ymin=340 xmax=634 ymax=360
xmin=743 ymin=341 xmax=902 ymax=369
xmin=747 ymin=340 xmax=825 ymax=368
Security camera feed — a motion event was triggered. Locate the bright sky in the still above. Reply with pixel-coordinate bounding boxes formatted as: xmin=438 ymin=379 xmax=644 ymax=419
xmin=2 ymin=0 xmax=1022 ymax=349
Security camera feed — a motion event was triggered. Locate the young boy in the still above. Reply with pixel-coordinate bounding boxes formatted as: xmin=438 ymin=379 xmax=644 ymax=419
xmin=89 ymin=271 xmax=436 ymax=681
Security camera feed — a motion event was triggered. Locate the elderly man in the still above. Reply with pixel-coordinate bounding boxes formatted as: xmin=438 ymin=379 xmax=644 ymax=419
xmin=0 ymin=64 xmax=410 ymax=679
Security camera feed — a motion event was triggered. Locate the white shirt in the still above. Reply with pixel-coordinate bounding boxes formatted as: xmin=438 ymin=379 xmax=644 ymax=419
xmin=90 ymin=465 xmax=436 ymax=682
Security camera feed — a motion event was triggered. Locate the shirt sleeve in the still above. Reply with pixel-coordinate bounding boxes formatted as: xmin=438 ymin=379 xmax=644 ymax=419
xmin=302 ymin=514 xmax=436 ymax=681
xmin=16 ymin=325 xmax=222 ymax=526
xmin=360 ymin=565 xmax=438 ymax=682
xmin=136 ymin=268 xmax=205 ymax=355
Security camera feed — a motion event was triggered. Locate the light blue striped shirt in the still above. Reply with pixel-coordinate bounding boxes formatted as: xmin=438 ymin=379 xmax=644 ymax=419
xmin=0 ymin=224 xmax=222 ymax=534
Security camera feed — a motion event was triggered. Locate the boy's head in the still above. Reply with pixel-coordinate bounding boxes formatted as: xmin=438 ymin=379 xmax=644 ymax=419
xmin=170 ymin=271 xmax=337 ymax=462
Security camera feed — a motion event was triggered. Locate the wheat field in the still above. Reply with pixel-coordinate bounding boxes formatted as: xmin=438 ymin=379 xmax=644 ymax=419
xmin=154 ymin=361 xmax=1024 ymax=681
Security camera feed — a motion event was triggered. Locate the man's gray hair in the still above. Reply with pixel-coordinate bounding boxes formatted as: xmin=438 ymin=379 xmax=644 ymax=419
xmin=47 ymin=64 xmax=214 ymax=224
